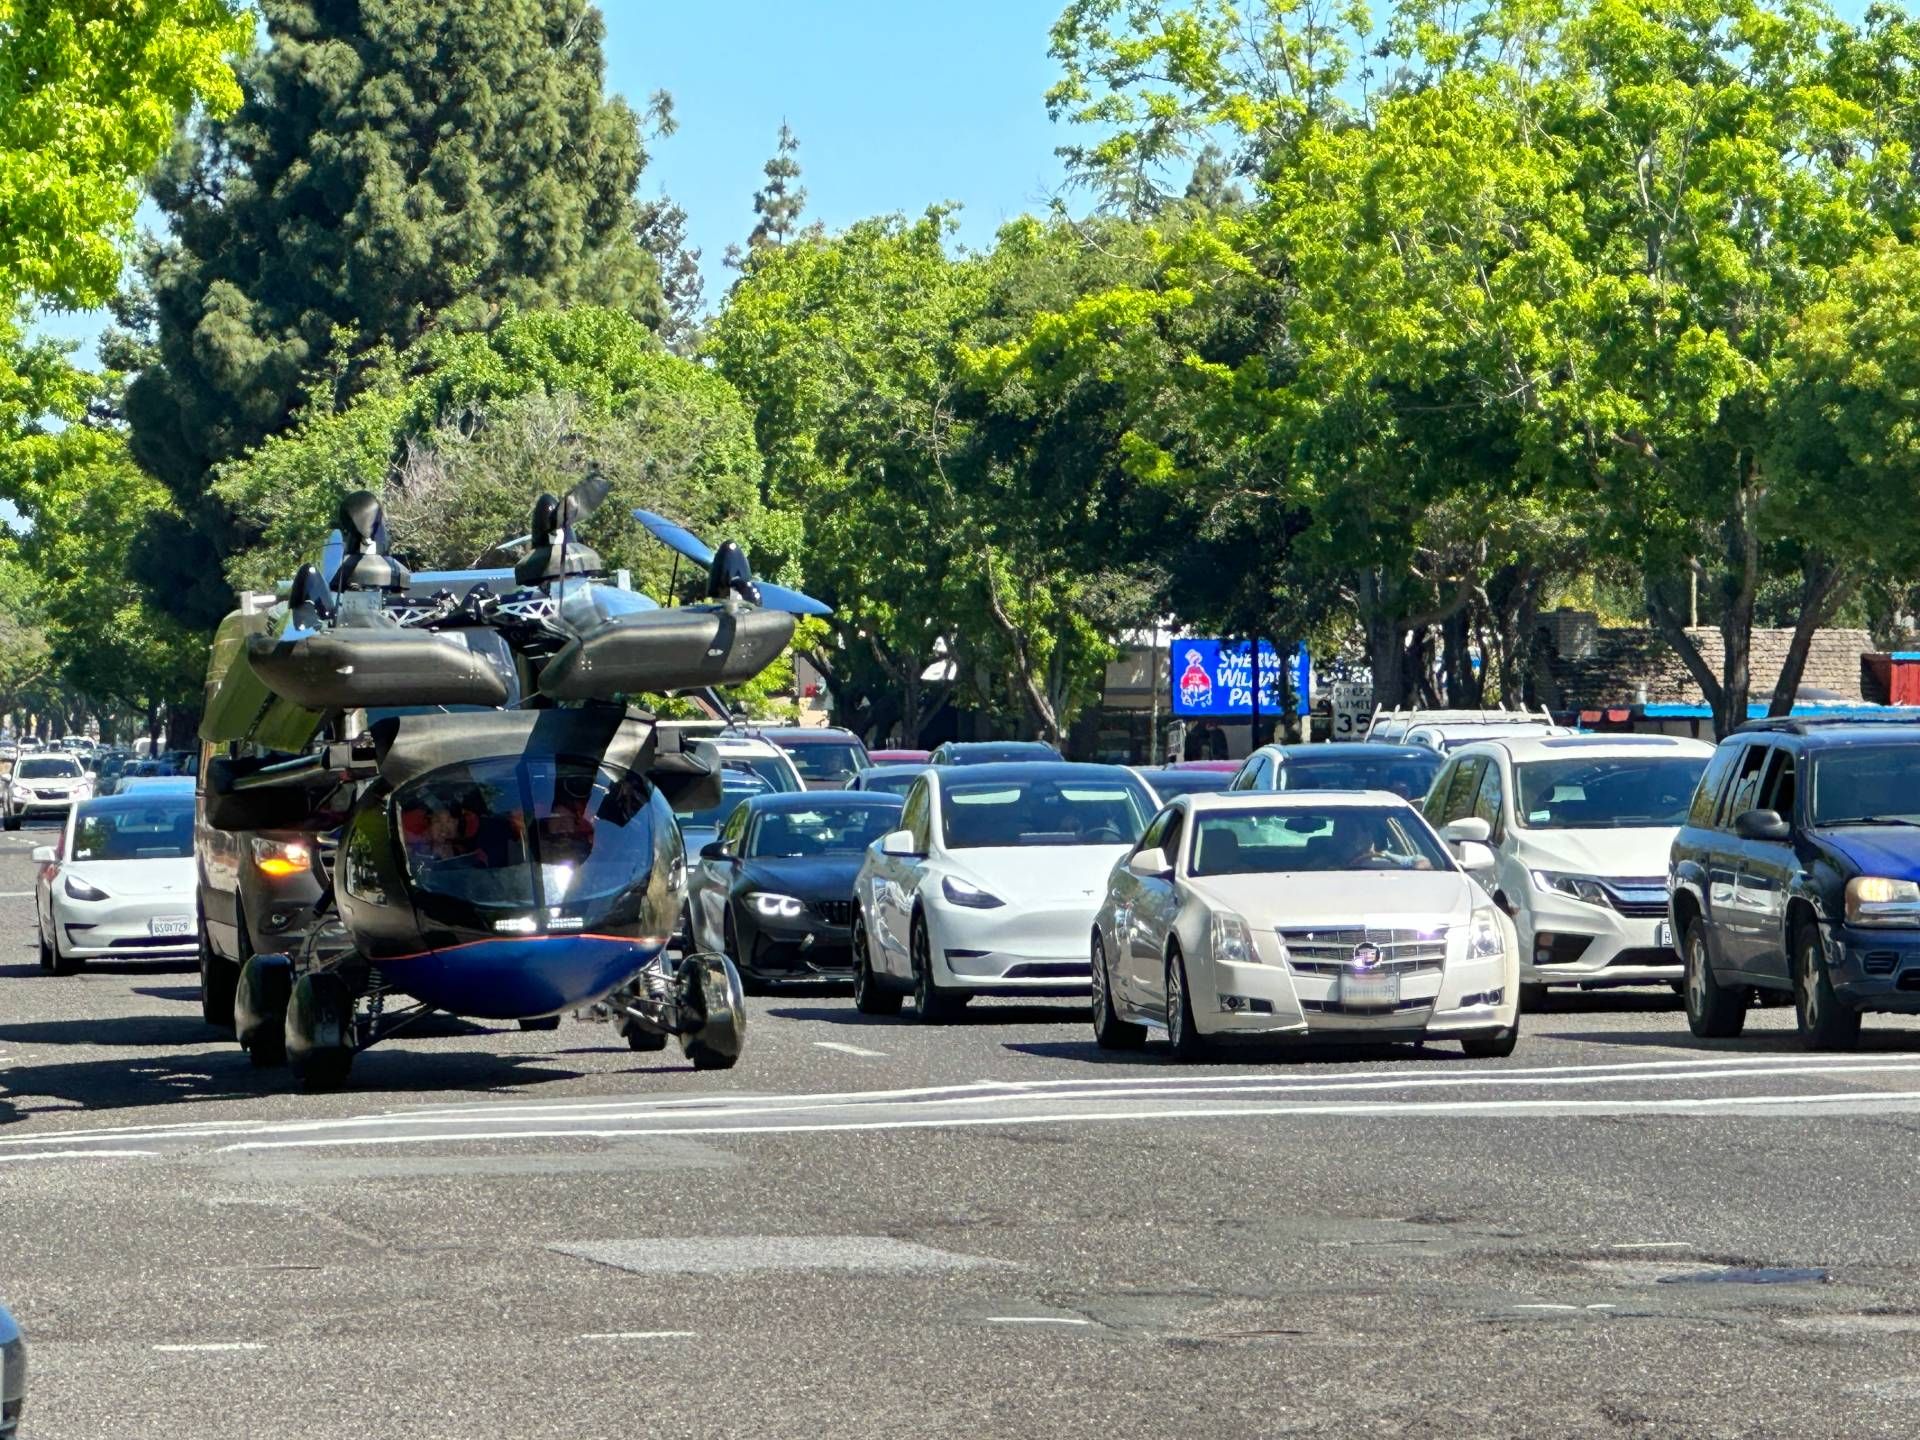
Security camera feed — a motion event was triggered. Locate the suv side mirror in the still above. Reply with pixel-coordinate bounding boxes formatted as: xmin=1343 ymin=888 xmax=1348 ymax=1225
xmin=880 ymin=829 xmax=923 ymax=859
xmin=1734 ymin=808 xmax=1791 ymax=842
xmin=1126 ymin=850 xmax=1173 ymax=880
xmin=1441 ymin=817 xmax=1492 ymax=845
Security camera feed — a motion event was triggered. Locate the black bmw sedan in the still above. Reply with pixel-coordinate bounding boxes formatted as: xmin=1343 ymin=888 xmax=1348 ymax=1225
xmin=685 ymin=791 xmax=905 ymax=990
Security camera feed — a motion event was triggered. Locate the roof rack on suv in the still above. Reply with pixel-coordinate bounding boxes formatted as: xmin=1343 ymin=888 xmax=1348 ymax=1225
xmin=1731 ymin=714 xmax=1920 ymax=736
xmin=1365 ymin=705 xmax=1557 ymax=741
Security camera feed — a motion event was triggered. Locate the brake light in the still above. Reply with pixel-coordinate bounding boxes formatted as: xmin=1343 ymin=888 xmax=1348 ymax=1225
xmin=251 ymin=837 xmax=311 ymax=878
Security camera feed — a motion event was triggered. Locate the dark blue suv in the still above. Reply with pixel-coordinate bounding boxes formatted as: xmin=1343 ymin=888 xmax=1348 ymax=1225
xmin=1669 ymin=719 xmax=1920 ymax=1049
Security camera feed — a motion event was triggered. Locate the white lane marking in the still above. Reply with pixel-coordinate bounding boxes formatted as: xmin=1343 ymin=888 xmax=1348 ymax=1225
xmin=203 ymin=1086 xmax=1920 ymax=1155
xmin=0 ymin=1149 xmax=158 ymax=1164
xmin=1612 ymin=1242 xmax=1692 ymax=1250
xmin=152 ymin=1343 xmax=267 ymax=1353
xmin=1587 ymin=1305 xmax=1616 ymax=1311
xmin=1514 ymin=1304 xmax=1580 ymax=1312
xmin=986 ymin=1316 xmax=1093 ymax=1326
xmin=812 ymin=1041 xmax=887 ymax=1059
xmin=578 ymin=1331 xmax=698 ymax=1341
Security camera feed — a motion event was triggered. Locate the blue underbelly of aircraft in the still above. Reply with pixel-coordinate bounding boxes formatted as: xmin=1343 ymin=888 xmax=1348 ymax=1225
xmin=377 ymin=934 xmax=660 ymax=1019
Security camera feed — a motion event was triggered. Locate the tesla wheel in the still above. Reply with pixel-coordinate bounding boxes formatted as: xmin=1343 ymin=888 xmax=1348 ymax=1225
xmin=910 ymin=913 xmax=966 ymax=1024
xmin=1165 ymin=945 xmax=1208 ymax=1060
xmin=48 ymin=928 xmax=82 ymax=976
xmin=851 ymin=908 xmax=902 ymax=1016
xmin=1460 ymin=1026 xmax=1519 ymax=1060
xmin=37 ymin=923 xmax=52 ymax=972
xmin=516 ymin=1016 xmax=561 ymax=1032
xmin=1793 ymin=917 xmax=1861 ymax=1051
xmin=1683 ymin=916 xmax=1746 ymax=1039
xmin=1090 ymin=933 xmax=1145 ymax=1050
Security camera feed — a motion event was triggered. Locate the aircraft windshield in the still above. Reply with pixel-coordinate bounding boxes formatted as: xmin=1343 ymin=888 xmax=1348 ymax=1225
xmin=397 ymin=756 xmax=657 ymax=911
xmin=71 ymin=801 xmax=196 ymax=861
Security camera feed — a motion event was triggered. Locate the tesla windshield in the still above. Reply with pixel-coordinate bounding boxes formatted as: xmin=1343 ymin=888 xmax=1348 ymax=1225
xmin=1515 ymin=756 xmax=1708 ymax=829
xmin=855 ymin=768 xmax=925 ymax=796
xmin=940 ymin=776 xmax=1151 ymax=849
xmin=398 ymin=756 xmax=656 ymax=910
xmin=71 ymin=801 xmax=196 ymax=861
xmin=1190 ymin=807 xmax=1451 ymax=876
xmin=747 ymin=804 xmax=902 ymax=857
xmin=1811 ymin=747 xmax=1920 ymax=825
xmin=1276 ymin=753 xmax=1441 ymax=800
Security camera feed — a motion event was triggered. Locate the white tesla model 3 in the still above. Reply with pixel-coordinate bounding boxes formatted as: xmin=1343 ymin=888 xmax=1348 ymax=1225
xmin=34 ymin=790 xmax=199 ymax=975
xmin=1091 ymin=790 xmax=1520 ymax=1058
xmin=851 ymin=762 xmax=1157 ymax=1020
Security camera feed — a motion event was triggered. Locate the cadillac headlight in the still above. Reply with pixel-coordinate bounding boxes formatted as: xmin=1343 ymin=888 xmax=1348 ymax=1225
xmin=941 ymin=876 xmax=1005 ymax=909
xmin=1464 ymin=907 xmax=1506 ymax=959
xmin=751 ymin=893 xmax=806 ymax=919
xmin=1846 ymin=876 xmax=1920 ymax=925
xmin=1532 ymin=870 xmax=1610 ymax=906
xmin=1211 ymin=910 xmax=1258 ymax=966
xmin=64 ymin=875 xmax=107 ymax=902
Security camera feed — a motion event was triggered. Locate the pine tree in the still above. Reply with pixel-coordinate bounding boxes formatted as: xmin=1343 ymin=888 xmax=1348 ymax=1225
xmin=124 ymin=0 xmax=660 ymax=630
xmin=748 ymin=122 xmax=807 ymax=252
xmin=634 ymin=90 xmax=703 ymax=351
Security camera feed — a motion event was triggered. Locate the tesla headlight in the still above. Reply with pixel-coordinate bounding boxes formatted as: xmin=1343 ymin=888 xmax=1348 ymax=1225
xmin=941 ymin=876 xmax=1005 ymax=909
xmin=1464 ymin=906 xmax=1506 ymax=959
xmin=1846 ymin=876 xmax=1920 ymax=925
xmin=1211 ymin=910 xmax=1258 ymax=966
xmin=1532 ymin=870 xmax=1610 ymax=906
xmin=751 ymin=893 xmax=806 ymax=919
xmin=64 ymin=874 xmax=106 ymax=902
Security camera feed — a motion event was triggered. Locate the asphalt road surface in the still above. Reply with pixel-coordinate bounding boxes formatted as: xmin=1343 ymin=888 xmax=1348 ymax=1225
xmin=8 ymin=824 xmax=1920 ymax=1438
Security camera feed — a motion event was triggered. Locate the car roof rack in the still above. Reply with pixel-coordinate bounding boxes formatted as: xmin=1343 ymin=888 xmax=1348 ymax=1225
xmin=1364 ymin=705 xmax=1556 ymax=739
xmin=1731 ymin=714 xmax=1920 ymax=736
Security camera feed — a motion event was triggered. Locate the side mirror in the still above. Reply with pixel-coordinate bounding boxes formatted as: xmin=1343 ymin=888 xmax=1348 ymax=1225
xmin=31 ymin=846 xmax=56 ymax=864
xmin=698 ymin=840 xmax=732 ymax=862
xmin=1456 ymin=840 xmax=1497 ymax=874
xmin=1734 ymin=808 xmax=1791 ymax=842
xmin=880 ymin=829 xmax=922 ymax=859
xmin=1127 ymin=850 xmax=1173 ymax=880
xmin=1442 ymin=817 xmax=1492 ymax=845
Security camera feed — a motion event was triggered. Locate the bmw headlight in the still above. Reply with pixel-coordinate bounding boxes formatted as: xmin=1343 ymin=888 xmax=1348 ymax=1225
xmin=751 ymin=893 xmax=806 ymax=919
xmin=1211 ymin=910 xmax=1258 ymax=966
xmin=64 ymin=875 xmax=106 ymax=902
xmin=1532 ymin=870 xmax=1610 ymax=906
xmin=941 ymin=876 xmax=1005 ymax=909
xmin=1464 ymin=906 xmax=1506 ymax=959
xmin=1846 ymin=876 xmax=1920 ymax=925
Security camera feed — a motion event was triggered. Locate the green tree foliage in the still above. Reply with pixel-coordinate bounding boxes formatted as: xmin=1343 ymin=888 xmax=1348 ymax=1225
xmin=125 ymin=0 xmax=663 ymax=631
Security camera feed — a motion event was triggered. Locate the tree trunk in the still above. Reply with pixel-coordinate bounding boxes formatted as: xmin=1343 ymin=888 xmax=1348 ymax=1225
xmin=1768 ymin=555 xmax=1851 ymax=717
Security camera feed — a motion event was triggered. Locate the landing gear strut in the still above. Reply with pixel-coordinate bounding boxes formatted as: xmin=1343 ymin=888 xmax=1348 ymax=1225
xmin=593 ymin=951 xmax=747 ymax=1070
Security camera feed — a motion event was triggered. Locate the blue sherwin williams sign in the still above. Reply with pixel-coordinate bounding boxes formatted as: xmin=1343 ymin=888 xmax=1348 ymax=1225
xmin=1172 ymin=640 xmax=1309 ymax=718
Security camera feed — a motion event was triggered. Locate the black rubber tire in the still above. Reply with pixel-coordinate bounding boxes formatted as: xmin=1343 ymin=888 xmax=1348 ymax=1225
xmin=1683 ymin=916 xmax=1747 ymax=1039
xmin=289 ymin=1044 xmax=353 ymax=1090
xmin=247 ymin=1026 xmax=287 ymax=1068
xmin=1518 ymin=982 xmax=1550 ymax=1012
xmin=1165 ymin=945 xmax=1209 ymax=1060
xmin=1461 ymin=1026 xmax=1519 ymax=1059
xmin=625 ymin=1024 xmax=670 ymax=1052
xmin=910 ymin=913 xmax=966 ymax=1024
xmin=4 ymin=811 xmax=20 ymax=831
xmin=1091 ymin=932 xmax=1145 ymax=1050
xmin=516 ymin=1016 xmax=561 ymax=1032
xmin=286 ymin=972 xmax=355 ymax=1091
xmin=686 ymin=1039 xmax=738 ymax=1070
xmin=37 ymin=923 xmax=52 ymax=972
xmin=851 ymin=908 xmax=902 ymax=1016
xmin=200 ymin=924 xmax=239 ymax=1030
xmin=1793 ymin=917 xmax=1861 ymax=1052
xmin=48 ymin=928 xmax=82 ymax=975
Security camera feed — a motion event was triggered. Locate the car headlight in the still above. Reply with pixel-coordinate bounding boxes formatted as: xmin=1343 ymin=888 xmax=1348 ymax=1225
xmin=942 ymin=875 xmax=1005 ymax=909
xmin=1846 ymin=876 xmax=1920 ymax=925
xmin=64 ymin=874 xmax=106 ymax=902
xmin=251 ymin=837 xmax=311 ymax=878
xmin=1211 ymin=909 xmax=1258 ymax=966
xmin=1532 ymin=870 xmax=1610 ymax=906
xmin=1463 ymin=906 xmax=1506 ymax=959
xmin=751 ymin=893 xmax=806 ymax=919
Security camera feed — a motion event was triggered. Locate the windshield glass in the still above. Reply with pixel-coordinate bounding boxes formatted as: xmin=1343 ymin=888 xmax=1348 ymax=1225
xmin=398 ymin=755 xmax=657 ymax=911
xmin=1190 ymin=806 xmax=1452 ymax=876
xmin=18 ymin=757 xmax=81 ymax=779
xmin=778 ymin=741 xmax=868 ymax=782
xmin=1276 ymin=753 xmax=1441 ymax=800
xmin=1515 ymin=756 xmax=1709 ymax=829
xmin=940 ymin=775 xmax=1151 ymax=849
xmin=1141 ymin=769 xmax=1235 ymax=799
xmin=747 ymin=803 xmax=902 ymax=857
xmin=857 ymin=768 xmax=926 ymax=796
xmin=947 ymin=743 xmax=1060 ymax=764
xmin=676 ymin=771 xmax=772 ymax=830
xmin=720 ymin=753 xmax=801 ymax=793
xmin=1811 ymin=747 xmax=1920 ymax=825
xmin=71 ymin=801 xmax=195 ymax=860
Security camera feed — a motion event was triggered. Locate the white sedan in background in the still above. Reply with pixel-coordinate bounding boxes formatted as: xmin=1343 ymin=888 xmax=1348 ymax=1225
xmin=1091 ymin=790 xmax=1520 ymax=1059
xmin=34 ymin=790 xmax=199 ymax=975
xmin=851 ymin=762 xmax=1157 ymax=1020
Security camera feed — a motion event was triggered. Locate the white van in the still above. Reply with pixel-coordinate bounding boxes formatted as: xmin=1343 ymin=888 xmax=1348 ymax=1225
xmin=1423 ymin=734 xmax=1714 ymax=1006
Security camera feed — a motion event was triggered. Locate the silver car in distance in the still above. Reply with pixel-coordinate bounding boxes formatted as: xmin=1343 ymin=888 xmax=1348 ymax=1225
xmin=1091 ymin=790 xmax=1521 ymax=1059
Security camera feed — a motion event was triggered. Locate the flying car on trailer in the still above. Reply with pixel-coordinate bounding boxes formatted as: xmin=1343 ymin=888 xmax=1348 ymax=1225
xmin=198 ymin=477 xmax=827 ymax=1088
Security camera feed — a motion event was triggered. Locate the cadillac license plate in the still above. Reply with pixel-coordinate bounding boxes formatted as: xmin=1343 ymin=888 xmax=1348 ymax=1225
xmin=1657 ymin=920 xmax=1674 ymax=950
xmin=1339 ymin=971 xmax=1399 ymax=1008
xmin=149 ymin=915 xmax=192 ymax=938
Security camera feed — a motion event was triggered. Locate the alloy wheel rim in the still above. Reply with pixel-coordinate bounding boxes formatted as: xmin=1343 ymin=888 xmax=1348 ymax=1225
xmin=1687 ymin=935 xmax=1706 ymax=1017
xmin=1800 ymin=940 xmax=1819 ymax=1028
xmin=1168 ymin=959 xmax=1183 ymax=1045
xmin=913 ymin=927 xmax=929 ymax=1008
xmin=1091 ymin=940 xmax=1107 ymax=1023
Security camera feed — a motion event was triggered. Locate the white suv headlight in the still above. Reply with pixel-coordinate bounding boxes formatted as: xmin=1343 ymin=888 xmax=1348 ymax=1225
xmin=1211 ymin=910 xmax=1258 ymax=966
xmin=1531 ymin=870 xmax=1610 ymax=906
xmin=1463 ymin=907 xmax=1506 ymax=959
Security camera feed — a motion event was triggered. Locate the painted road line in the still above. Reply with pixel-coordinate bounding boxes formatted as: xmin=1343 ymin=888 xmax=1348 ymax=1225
xmin=1612 ymin=1242 xmax=1693 ymax=1250
xmin=579 ymin=1331 xmax=698 ymax=1341
xmin=0 ymin=1149 xmax=158 ymax=1164
xmin=0 ymin=891 xmax=34 ymax=898
xmin=813 ymin=1041 xmax=887 ymax=1059
xmin=986 ymin=1317 xmax=1094 ymax=1326
xmin=153 ymin=1343 xmax=268 ymax=1353
xmin=1514 ymin=1304 xmax=1581 ymax=1312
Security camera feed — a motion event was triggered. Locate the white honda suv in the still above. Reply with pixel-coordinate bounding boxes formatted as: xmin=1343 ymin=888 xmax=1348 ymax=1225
xmin=1424 ymin=734 xmax=1713 ymax=1007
